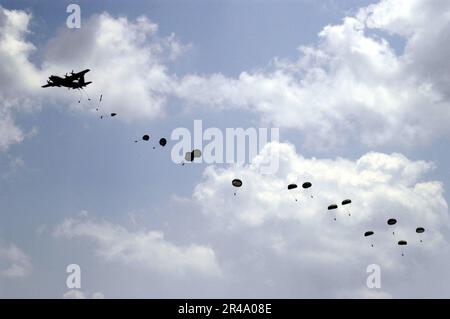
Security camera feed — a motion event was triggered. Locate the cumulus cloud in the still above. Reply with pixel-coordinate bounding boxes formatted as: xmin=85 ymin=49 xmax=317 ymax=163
xmin=190 ymin=142 xmax=449 ymax=296
xmin=174 ymin=0 xmax=450 ymax=148
xmin=195 ymin=142 xmax=447 ymax=229
xmin=53 ymin=216 xmax=221 ymax=277
xmin=0 ymin=6 xmax=188 ymax=152
xmin=4 ymin=0 xmax=450 ymax=150
xmin=0 ymin=6 xmax=42 ymax=151
xmin=0 ymin=242 xmax=32 ymax=279
xmin=42 ymin=13 xmax=184 ymax=120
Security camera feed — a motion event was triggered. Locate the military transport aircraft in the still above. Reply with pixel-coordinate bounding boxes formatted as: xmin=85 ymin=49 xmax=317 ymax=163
xmin=42 ymin=69 xmax=92 ymax=89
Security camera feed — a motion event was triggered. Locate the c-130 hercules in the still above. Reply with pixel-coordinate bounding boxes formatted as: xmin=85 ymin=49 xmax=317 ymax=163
xmin=42 ymin=69 xmax=91 ymax=89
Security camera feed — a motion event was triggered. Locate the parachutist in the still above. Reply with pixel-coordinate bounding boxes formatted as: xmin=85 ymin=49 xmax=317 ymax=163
xmin=364 ymin=231 xmax=375 ymax=247
xmin=232 ymin=179 xmax=242 ymax=196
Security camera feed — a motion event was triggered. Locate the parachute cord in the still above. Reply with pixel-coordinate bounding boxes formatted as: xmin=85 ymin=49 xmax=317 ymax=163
xmin=81 ymin=88 xmax=91 ymax=101
xmin=96 ymin=94 xmax=103 ymax=112
xmin=76 ymin=89 xmax=83 ymax=104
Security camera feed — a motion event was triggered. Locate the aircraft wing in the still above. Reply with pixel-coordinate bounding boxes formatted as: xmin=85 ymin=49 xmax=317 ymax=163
xmin=42 ymin=83 xmax=57 ymax=88
xmin=72 ymin=69 xmax=90 ymax=79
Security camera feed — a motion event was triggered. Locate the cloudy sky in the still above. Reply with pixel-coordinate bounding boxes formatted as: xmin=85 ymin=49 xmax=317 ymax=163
xmin=0 ymin=0 xmax=449 ymax=298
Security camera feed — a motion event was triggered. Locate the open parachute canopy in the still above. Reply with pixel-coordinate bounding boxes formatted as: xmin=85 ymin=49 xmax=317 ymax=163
xmin=185 ymin=149 xmax=202 ymax=162
xmin=302 ymin=182 xmax=312 ymax=189
xmin=364 ymin=231 xmax=374 ymax=237
xmin=287 ymin=184 xmax=298 ymax=190
xmin=416 ymin=227 xmax=425 ymax=234
xmin=328 ymin=204 xmax=338 ymax=210
xmin=387 ymin=218 xmax=397 ymax=225
xmin=342 ymin=199 xmax=352 ymax=205
xmin=398 ymin=240 xmax=407 ymax=245
xmin=142 ymin=134 xmax=150 ymax=141
xmin=232 ymin=179 xmax=243 ymax=188
xmin=159 ymin=138 xmax=167 ymax=147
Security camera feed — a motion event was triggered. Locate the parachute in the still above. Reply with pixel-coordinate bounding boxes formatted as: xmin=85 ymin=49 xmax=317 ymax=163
xmin=387 ymin=218 xmax=397 ymax=225
xmin=111 ymin=113 xmax=117 ymax=117
xmin=232 ymin=179 xmax=243 ymax=187
xmin=193 ymin=149 xmax=201 ymax=158
xmin=159 ymin=138 xmax=167 ymax=147
xmin=184 ymin=149 xmax=202 ymax=163
xmin=302 ymin=182 xmax=312 ymax=189
xmin=185 ymin=151 xmax=194 ymax=162
xmin=134 ymin=134 xmax=150 ymax=143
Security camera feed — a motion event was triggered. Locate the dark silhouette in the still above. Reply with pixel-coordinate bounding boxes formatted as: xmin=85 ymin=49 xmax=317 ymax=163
xmin=42 ymin=69 xmax=92 ymax=89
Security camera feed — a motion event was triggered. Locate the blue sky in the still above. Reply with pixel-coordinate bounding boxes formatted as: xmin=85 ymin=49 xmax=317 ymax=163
xmin=0 ymin=0 xmax=450 ymax=298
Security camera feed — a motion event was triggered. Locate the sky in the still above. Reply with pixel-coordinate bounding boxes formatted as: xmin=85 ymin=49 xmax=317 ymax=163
xmin=0 ymin=0 xmax=449 ymax=298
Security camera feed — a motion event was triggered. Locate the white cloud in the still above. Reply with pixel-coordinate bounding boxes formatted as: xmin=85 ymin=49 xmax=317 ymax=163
xmin=3 ymin=0 xmax=450 ymax=150
xmin=191 ymin=142 xmax=449 ymax=295
xmin=42 ymin=13 xmax=184 ymax=121
xmin=53 ymin=216 xmax=221 ymax=277
xmin=0 ymin=7 xmax=188 ymax=152
xmin=0 ymin=242 xmax=32 ymax=279
xmin=173 ymin=0 xmax=450 ymax=148
xmin=0 ymin=6 xmax=42 ymax=151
